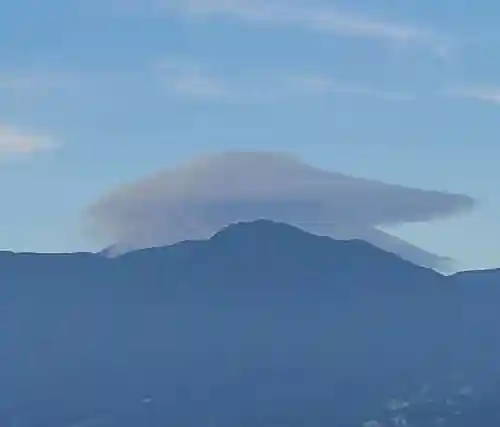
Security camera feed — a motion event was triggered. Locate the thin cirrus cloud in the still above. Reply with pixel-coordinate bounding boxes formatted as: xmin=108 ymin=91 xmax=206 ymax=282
xmin=85 ymin=151 xmax=474 ymax=270
xmin=0 ymin=70 xmax=69 ymax=99
xmin=0 ymin=62 xmax=414 ymax=106
xmin=155 ymin=59 xmax=227 ymax=101
xmin=0 ymin=125 xmax=57 ymax=156
xmin=0 ymin=72 xmax=62 ymax=91
xmin=283 ymin=74 xmax=416 ymax=101
xmin=155 ymin=58 xmax=415 ymax=103
xmin=449 ymin=85 xmax=500 ymax=105
xmin=155 ymin=0 xmax=454 ymax=56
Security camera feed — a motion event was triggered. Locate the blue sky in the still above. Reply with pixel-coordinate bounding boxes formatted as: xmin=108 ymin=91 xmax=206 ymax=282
xmin=0 ymin=0 xmax=498 ymax=270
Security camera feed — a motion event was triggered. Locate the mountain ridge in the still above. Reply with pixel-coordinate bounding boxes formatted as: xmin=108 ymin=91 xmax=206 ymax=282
xmin=111 ymin=219 xmax=448 ymax=293
xmin=1 ymin=220 xmax=498 ymax=280
xmin=0 ymin=220 xmax=498 ymax=426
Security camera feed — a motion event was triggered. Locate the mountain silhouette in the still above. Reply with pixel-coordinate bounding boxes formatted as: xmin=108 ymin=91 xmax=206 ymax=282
xmin=0 ymin=220 xmax=499 ymax=426
xmin=452 ymin=267 xmax=500 ymax=286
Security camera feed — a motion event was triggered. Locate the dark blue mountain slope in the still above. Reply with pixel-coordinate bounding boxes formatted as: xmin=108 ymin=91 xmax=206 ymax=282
xmin=0 ymin=220 xmax=498 ymax=426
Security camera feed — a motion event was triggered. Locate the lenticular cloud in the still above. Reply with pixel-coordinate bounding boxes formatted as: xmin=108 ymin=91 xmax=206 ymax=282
xmin=85 ymin=152 xmax=474 ymax=269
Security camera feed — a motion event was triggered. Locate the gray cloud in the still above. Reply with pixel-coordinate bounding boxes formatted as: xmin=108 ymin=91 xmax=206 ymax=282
xmin=85 ymin=152 xmax=474 ymax=270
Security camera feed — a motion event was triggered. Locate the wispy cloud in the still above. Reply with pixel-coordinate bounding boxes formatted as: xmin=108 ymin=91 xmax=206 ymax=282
xmin=0 ymin=61 xmax=415 ymax=114
xmin=154 ymin=57 xmax=415 ymax=103
xmin=155 ymin=0 xmax=453 ymax=56
xmin=0 ymin=70 xmax=67 ymax=96
xmin=284 ymin=74 xmax=416 ymax=101
xmin=449 ymin=85 xmax=500 ymax=105
xmin=155 ymin=58 xmax=228 ymax=101
xmin=0 ymin=125 xmax=57 ymax=156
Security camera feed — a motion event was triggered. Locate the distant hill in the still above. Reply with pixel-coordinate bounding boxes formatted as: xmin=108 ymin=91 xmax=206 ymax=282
xmin=0 ymin=220 xmax=499 ymax=426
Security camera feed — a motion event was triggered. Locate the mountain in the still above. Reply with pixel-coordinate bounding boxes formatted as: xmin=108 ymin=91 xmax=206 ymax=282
xmin=100 ymin=223 xmax=451 ymax=271
xmin=452 ymin=268 xmax=500 ymax=286
xmin=88 ymin=150 xmax=473 ymax=272
xmin=0 ymin=220 xmax=499 ymax=426
xmin=116 ymin=219 xmax=446 ymax=289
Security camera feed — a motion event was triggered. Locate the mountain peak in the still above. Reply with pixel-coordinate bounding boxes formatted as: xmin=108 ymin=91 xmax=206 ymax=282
xmin=211 ymin=219 xmax=316 ymax=241
xmin=208 ymin=219 xmax=359 ymax=257
xmin=199 ymin=219 xmax=446 ymax=286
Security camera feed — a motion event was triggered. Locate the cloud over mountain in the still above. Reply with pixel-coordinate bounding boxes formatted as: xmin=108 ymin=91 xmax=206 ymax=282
xmin=85 ymin=151 xmax=474 ymax=269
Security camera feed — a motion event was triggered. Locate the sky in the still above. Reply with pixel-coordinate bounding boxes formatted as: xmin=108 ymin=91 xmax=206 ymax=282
xmin=0 ymin=0 xmax=498 ymax=271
